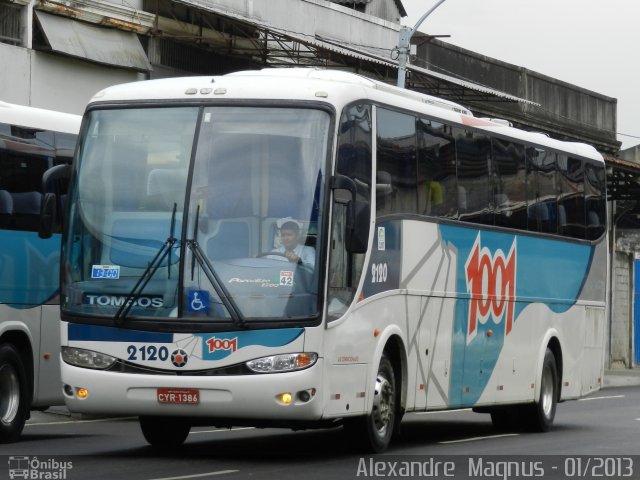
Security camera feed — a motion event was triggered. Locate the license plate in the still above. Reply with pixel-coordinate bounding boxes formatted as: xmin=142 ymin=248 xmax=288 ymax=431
xmin=157 ymin=388 xmax=200 ymax=404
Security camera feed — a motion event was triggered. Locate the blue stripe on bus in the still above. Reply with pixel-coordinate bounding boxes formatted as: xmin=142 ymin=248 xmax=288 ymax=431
xmin=68 ymin=324 xmax=173 ymax=343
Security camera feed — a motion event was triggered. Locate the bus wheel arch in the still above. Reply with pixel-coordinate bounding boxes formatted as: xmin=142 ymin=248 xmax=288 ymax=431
xmin=382 ymin=334 xmax=407 ymax=433
xmin=546 ymin=337 xmax=563 ymax=403
xmin=0 ymin=331 xmax=34 ymax=405
xmin=343 ymin=334 xmax=406 ymax=452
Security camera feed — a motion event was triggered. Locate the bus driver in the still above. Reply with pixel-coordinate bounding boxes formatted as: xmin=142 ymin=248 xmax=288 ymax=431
xmin=272 ymin=217 xmax=315 ymax=269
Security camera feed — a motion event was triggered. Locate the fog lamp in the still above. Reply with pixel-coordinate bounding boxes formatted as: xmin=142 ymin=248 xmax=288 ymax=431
xmin=277 ymin=392 xmax=293 ymax=405
xmin=76 ymin=387 xmax=89 ymax=399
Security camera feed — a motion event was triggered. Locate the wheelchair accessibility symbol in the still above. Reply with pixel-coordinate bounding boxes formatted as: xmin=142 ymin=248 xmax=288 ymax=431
xmin=188 ymin=290 xmax=209 ymax=313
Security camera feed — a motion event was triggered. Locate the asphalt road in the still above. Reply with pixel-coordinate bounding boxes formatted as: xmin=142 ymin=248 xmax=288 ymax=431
xmin=1 ymin=386 xmax=639 ymax=480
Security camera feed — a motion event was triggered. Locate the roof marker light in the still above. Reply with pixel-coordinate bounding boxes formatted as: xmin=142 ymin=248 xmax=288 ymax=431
xmin=185 ymin=88 xmax=197 ymax=95
xmin=200 ymin=88 xmax=213 ymax=94
xmin=315 ymin=91 xmax=328 ymax=98
xmin=214 ymin=88 xmax=227 ymax=95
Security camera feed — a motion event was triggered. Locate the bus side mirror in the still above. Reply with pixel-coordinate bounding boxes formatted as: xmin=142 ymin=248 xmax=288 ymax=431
xmin=38 ymin=193 xmax=57 ymax=239
xmin=38 ymin=163 xmax=72 ymax=239
xmin=330 ymin=175 xmax=370 ymax=254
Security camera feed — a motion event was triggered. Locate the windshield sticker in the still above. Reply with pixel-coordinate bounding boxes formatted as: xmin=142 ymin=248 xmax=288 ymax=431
xmin=91 ymin=264 xmax=120 ymax=279
xmin=377 ymin=227 xmax=386 ymax=251
xmin=187 ymin=290 xmax=209 ymax=313
xmin=228 ymin=277 xmax=282 ymax=288
xmin=83 ymin=293 xmax=163 ymax=308
xmin=280 ymin=271 xmax=294 ymax=286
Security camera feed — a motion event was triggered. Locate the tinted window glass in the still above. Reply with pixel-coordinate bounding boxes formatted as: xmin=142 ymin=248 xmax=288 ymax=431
xmin=585 ymin=161 xmax=606 ymax=240
xmin=558 ymin=155 xmax=585 ymax=239
xmin=493 ymin=139 xmax=526 ymax=230
xmin=336 ymin=105 xmax=371 ymax=196
xmin=0 ymin=121 xmax=62 ymax=231
xmin=329 ymin=103 xmax=372 ymax=319
xmin=376 ymin=108 xmax=417 ymax=216
xmin=527 ymin=148 xmax=557 ymax=234
xmin=456 ymin=128 xmax=492 ymax=225
xmin=417 ymin=118 xmax=457 ymax=218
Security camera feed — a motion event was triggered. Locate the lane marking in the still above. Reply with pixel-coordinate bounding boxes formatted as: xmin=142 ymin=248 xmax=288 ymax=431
xmin=415 ymin=408 xmax=472 ymax=415
xmin=439 ymin=433 xmax=519 ymax=444
xmin=190 ymin=427 xmax=255 ymax=435
xmin=26 ymin=416 xmax=135 ymax=427
xmin=148 ymin=470 xmax=238 ymax=480
xmin=578 ymin=394 xmax=625 ymax=401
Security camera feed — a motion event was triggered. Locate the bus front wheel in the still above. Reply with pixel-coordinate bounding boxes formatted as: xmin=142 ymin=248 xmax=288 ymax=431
xmin=0 ymin=343 xmax=29 ymax=443
xmin=344 ymin=354 xmax=397 ymax=452
xmin=139 ymin=416 xmax=191 ymax=449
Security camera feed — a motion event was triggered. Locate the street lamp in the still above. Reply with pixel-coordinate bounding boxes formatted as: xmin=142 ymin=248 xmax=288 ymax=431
xmin=396 ymin=0 xmax=448 ymax=88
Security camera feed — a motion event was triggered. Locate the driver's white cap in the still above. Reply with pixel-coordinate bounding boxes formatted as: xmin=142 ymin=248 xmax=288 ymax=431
xmin=276 ymin=217 xmax=303 ymax=230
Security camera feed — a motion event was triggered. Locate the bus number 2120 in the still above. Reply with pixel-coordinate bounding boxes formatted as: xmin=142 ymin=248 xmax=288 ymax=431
xmin=127 ymin=345 xmax=169 ymax=361
xmin=371 ymin=263 xmax=388 ymax=283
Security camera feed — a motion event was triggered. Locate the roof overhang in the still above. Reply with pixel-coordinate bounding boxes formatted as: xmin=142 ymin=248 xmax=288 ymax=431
xmin=168 ymin=0 xmax=536 ymax=106
xmin=34 ymin=10 xmax=151 ymax=72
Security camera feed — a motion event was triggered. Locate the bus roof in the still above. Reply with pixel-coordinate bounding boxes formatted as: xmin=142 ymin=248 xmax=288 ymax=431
xmin=0 ymin=101 xmax=81 ymax=134
xmin=87 ymin=68 xmax=603 ymax=163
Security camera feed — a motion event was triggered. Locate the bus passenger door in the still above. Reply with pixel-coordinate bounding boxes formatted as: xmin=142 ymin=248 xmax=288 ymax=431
xmin=37 ymin=304 xmax=63 ymax=407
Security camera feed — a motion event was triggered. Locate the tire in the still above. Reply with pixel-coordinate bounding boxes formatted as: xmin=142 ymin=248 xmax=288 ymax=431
xmin=139 ymin=416 xmax=191 ymax=449
xmin=490 ymin=408 xmax=513 ymax=431
xmin=344 ymin=354 xmax=397 ymax=453
xmin=526 ymin=348 xmax=558 ymax=432
xmin=0 ymin=343 xmax=29 ymax=443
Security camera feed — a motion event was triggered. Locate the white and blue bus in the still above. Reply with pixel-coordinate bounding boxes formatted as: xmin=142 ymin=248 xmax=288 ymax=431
xmin=58 ymin=69 xmax=607 ymax=452
xmin=0 ymin=101 xmax=80 ymax=442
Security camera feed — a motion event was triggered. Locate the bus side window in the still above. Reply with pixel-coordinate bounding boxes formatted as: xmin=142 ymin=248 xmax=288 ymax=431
xmin=328 ymin=103 xmax=372 ymax=320
xmin=527 ymin=148 xmax=558 ymax=234
xmin=417 ymin=118 xmax=457 ymax=218
xmin=455 ymin=128 xmax=493 ymax=225
xmin=585 ymin=162 xmax=606 ymax=240
xmin=376 ymin=108 xmax=417 ymax=217
xmin=493 ymin=139 xmax=526 ymax=230
xmin=0 ymin=136 xmax=51 ymax=232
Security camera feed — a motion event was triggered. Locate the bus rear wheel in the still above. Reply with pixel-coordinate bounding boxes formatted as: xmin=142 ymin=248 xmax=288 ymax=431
xmin=344 ymin=354 xmax=397 ymax=452
xmin=139 ymin=416 xmax=191 ymax=449
xmin=526 ymin=348 xmax=558 ymax=432
xmin=0 ymin=343 xmax=29 ymax=443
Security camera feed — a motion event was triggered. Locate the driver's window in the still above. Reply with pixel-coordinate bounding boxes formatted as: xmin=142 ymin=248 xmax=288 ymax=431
xmin=327 ymin=104 xmax=372 ymax=320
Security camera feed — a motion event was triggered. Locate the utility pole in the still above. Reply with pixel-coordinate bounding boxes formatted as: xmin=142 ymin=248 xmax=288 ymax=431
xmin=396 ymin=0 xmax=448 ymax=88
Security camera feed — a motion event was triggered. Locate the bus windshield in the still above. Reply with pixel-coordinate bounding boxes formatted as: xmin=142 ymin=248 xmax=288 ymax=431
xmin=63 ymin=105 xmax=329 ymax=323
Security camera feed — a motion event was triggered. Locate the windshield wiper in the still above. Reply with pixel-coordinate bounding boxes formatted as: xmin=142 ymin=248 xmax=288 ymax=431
xmin=186 ymin=205 xmax=244 ymax=326
xmin=114 ymin=203 xmax=179 ymax=325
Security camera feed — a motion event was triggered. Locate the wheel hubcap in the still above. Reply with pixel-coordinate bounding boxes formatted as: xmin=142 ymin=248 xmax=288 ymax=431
xmin=0 ymin=363 xmax=20 ymax=425
xmin=371 ymin=372 xmax=394 ymax=436
xmin=540 ymin=365 xmax=554 ymax=418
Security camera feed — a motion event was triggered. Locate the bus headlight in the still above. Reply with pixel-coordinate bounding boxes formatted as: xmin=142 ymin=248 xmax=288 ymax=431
xmin=246 ymin=352 xmax=317 ymax=373
xmin=62 ymin=346 xmax=117 ymax=370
